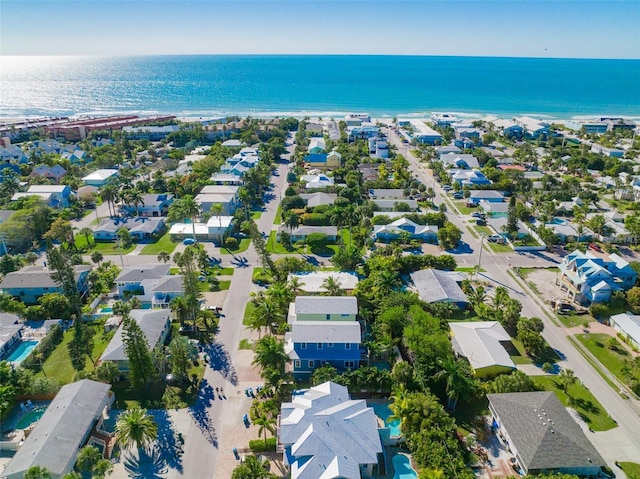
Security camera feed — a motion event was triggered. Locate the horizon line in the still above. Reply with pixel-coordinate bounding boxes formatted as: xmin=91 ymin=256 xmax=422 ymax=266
xmin=2 ymin=53 xmax=640 ymax=61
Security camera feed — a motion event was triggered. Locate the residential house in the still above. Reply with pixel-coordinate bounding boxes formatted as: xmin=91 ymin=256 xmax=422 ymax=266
xmin=557 ymin=249 xmax=637 ymax=304
xmin=93 ymin=217 xmax=165 ymax=243
xmin=114 ymin=264 xmax=171 ymax=299
xmin=431 ymin=113 xmax=458 ymax=126
xmin=371 ymin=198 xmax=419 ymax=212
xmin=195 ymin=184 xmax=240 ymax=215
xmin=210 ymin=173 xmax=243 ymax=185
xmin=450 ymin=322 xmax=516 ymax=378
xmin=565 ymin=120 xmax=608 ymax=134
xmin=544 ymin=221 xmax=594 ymax=243
xmin=479 ymin=200 xmax=509 ymax=217
xmin=591 ymin=145 xmax=624 ymax=158
xmin=168 ymin=216 xmax=234 ymax=245
xmin=278 ymin=225 xmax=337 ymax=243
xmin=287 ymin=272 xmax=359 ymax=294
xmin=348 ymin=126 xmax=379 ymax=141
xmin=137 ymin=275 xmax=184 ymax=308
xmin=469 ymin=190 xmax=504 ymax=203
xmin=486 ymin=217 xmax=529 ymax=240
xmin=303 ymin=153 xmax=328 ymax=167
xmin=301 ymin=174 xmax=334 ymax=189
xmin=82 ymin=169 xmax=119 ymax=187
xmin=368 ymin=189 xmax=406 ymax=200
xmin=307 ymin=138 xmax=326 ymax=154
xmin=0 ymin=163 xmax=22 ymax=183
xmin=0 ymin=144 xmax=28 ymax=163
xmin=345 ymin=113 xmax=371 ymax=125
xmin=0 ymin=265 xmax=91 ymax=304
xmin=609 ymin=312 xmax=640 ymax=350
xmin=358 ymin=162 xmax=382 ymax=182
xmin=368 ymin=137 xmax=389 ymax=159
xmin=29 ymin=165 xmax=66 ymax=184
xmin=2 ymin=380 xmax=113 ymax=479
xmin=285 ymin=296 xmax=362 ymax=378
xmin=120 ymin=193 xmax=174 ymax=217
xmin=436 ymin=145 xmax=462 ymax=156
xmin=373 ymin=217 xmax=438 ymax=243
xmin=487 ymin=391 xmax=606 ymax=476
xmin=0 ymin=313 xmax=22 ymax=361
xmin=305 ymin=122 xmax=324 ymax=135
xmin=299 ymin=192 xmax=337 ymax=208
xmin=492 ymin=119 xmax=524 ymax=139
xmin=410 ymin=269 xmax=468 ymax=309
xmin=100 ymin=309 xmax=171 ymax=377
xmin=278 ymin=381 xmax=383 ymax=479
xmin=440 ymin=153 xmax=480 ymax=169
xmin=450 ymin=169 xmax=491 ymax=186
xmin=12 ymin=184 xmax=72 ymax=208
xmin=122 ymin=124 xmax=179 ymax=140
xmin=60 ymin=149 xmax=89 ymax=164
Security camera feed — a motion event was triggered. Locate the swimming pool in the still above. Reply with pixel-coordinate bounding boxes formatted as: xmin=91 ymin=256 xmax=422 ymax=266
xmin=393 ymin=454 xmax=418 ymax=479
xmin=100 ymin=307 xmax=113 ymax=313
xmin=7 ymin=340 xmax=38 ymax=362
xmin=370 ymin=402 xmax=402 ymax=437
xmin=549 ymin=217 xmax=567 ymax=225
xmin=16 ymin=406 xmax=47 ymax=430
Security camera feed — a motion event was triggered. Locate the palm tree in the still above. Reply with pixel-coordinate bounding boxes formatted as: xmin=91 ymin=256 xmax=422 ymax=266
xmin=157 ymin=250 xmax=171 ymax=263
xmin=283 ymin=211 xmax=299 ymax=232
xmin=91 ymin=251 xmax=104 ymax=265
xmin=252 ymin=336 xmax=289 ymax=374
xmin=170 ymin=296 xmax=190 ymax=326
xmin=24 ymin=466 xmax=52 ymax=479
xmin=468 ymin=286 xmax=487 ymax=309
xmin=231 ymin=455 xmax=275 ymax=479
xmin=79 ymin=227 xmax=94 ymax=247
xmin=75 ymin=445 xmax=102 ymax=474
xmin=210 ymin=203 xmax=224 ymax=227
xmin=181 ymin=195 xmax=201 ymax=241
xmin=321 ymin=275 xmax=344 ymax=296
xmin=100 ymin=184 xmax=118 ymax=218
xmin=254 ymin=413 xmax=277 ymax=446
xmin=558 ymin=368 xmax=577 ymax=393
xmin=115 ymin=408 xmax=158 ymax=451
xmin=286 ymin=276 xmax=305 ymax=296
xmin=435 ymin=356 xmax=476 ymax=411
xmin=126 ymin=188 xmax=145 ymax=217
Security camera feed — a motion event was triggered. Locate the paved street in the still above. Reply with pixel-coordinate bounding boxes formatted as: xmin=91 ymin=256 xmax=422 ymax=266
xmin=389 ymin=130 xmax=640 ymax=472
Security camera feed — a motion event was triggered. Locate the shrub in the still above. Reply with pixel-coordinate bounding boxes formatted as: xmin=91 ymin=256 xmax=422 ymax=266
xmin=281 ymin=195 xmax=306 ymax=211
xmin=300 ymin=213 xmax=329 ymax=226
xmin=248 ymin=437 xmax=276 ymax=452
xmin=224 ymin=237 xmax=238 ymax=250
xmin=588 ymin=303 xmax=609 ymax=319
xmin=21 ymin=324 xmax=64 ymax=372
xmin=306 ymin=232 xmax=328 ymax=248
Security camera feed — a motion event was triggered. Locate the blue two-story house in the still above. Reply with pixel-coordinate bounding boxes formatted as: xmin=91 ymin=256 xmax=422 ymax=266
xmin=0 ymin=265 xmax=91 ymax=304
xmin=114 ymin=264 xmax=172 ymax=300
xmin=285 ymin=296 xmax=363 ymax=378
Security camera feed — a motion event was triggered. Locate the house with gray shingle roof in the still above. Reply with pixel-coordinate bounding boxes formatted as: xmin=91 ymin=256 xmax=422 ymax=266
xmin=488 ymin=391 xmax=606 ymax=476
xmin=93 ymin=217 xmax=165 ymax=243
xmin=100 ymin=309 xmax=171 ymax=376
xmin=410 ymin=269 xmax=468 ymax=309
xmin=278 ymin=381 xmax=382 ymax=479
xmin=2 ymin=379 xmax=112 ymax=479
xmin=0 ymin=265 xmax=91 ymax=304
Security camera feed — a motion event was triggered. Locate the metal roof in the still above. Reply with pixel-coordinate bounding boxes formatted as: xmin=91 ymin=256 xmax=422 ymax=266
xmin=450 ymin=321 xmax=515 ymax=371
xmin=290 ymin=321 xmax=361 ymax=344
xmin=294 ymin=296 xmax=358 ymax=315
xmin=115 ymin=264 xmax=170 ymax=283
xmin=0 ymin=265 xmax=91 ymax=290
xmin=100 ymin=309 xmax=170 ymax=362
xmin=410 ymin=269 xmax=468 ymax=304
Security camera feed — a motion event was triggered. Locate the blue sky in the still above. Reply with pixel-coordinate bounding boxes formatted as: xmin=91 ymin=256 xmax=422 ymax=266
xmin=2 ymin=1 xmax=639 ymax=58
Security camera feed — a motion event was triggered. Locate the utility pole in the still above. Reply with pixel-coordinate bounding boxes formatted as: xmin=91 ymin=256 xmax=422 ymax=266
xmin=475 ymin=234 xmax=485 ymax=281
xmin=116 ymin=237 xmax=125 ymax=268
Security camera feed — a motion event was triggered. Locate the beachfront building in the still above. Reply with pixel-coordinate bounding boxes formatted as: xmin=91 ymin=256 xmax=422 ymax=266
xmin=514 ymin=116 xmax=550 ymax=139
xmin=450 ymin=321 xmax=516 ymax=378
xmin=487 ymin=391 xmax=606 ymax=476
xmin=2 ymin=380 xmax=113 ymax=479
xmin=565 ymin=120 xmax=609 ymax=134
xmin=100 ymin=309 xmax=171 ymax=377
xmin=285 ymin=296 xmax=362 ymax=378
xmin=557 ymin=249 xmax=637 ymax=304
xmin=0 ymin=265 xmax=91 ymax=304
xmin=409 ymin=120 xmax=443 ymax=145
xmin=278 ymin=381 xmax=383 ymax=479
xmin=491 ymin=119 xmax=524 ymax=139
xmin=122 ymin=124 xmax=179 ymax=140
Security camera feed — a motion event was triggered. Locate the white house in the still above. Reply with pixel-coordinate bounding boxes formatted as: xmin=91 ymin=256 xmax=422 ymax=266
xmin=82 ymin=168 xmax=119 ymax=187
xmin=609 ymin=312 xmax=640 ymax=350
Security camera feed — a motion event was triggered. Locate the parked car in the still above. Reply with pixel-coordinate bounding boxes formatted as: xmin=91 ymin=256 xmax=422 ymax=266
xmin=183 ymin=238 xmax=196 ymax=245
xmin=476 ymin=219 xmax=486 ymax=226
xmin=452 ymin=192 xmax=463 ymax=200
xmin=488 ymin=234 xmax=503 ymax=243
xmin=588 ymin=243 xmax=602 ymax=252
xmin=442 ymin=185 xmax=453 ymax=191
xmin=471 ymin=212 xmax=484 ymax=219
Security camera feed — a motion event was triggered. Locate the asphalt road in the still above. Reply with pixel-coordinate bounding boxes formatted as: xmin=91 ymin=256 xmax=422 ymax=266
xmin=389 ymin=130 xmax=640 ymax=468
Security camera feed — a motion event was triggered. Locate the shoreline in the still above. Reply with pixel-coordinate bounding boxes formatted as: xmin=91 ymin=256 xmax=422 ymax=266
xmin=2 ymin=109 xmax=639 ymax=125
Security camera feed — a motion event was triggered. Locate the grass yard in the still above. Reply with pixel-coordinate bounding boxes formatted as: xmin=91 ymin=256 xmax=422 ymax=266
xmin=454 ymin=201 xmax=477 ymax=215
xmin=210 ymin=267 xmax=234 ymax=276
xmin=451 ymin=397 xmax=489 ymax=436
xmin=38 ymin=323 xmax=114 ymax=384
xmin=220 ymin=238 xmax=251 ymax=255
xmin=557 ymin=313 xmax=595 ymax=328
xmin=238 ymin=338 xmax=254 ymax=350
xmin=518 ymin=267 xmax=559 ymax=278
xmin=243 ymin=301 xmax=255 ymax=325
xmin=267 ymin=231 xmax=299 ymax=254
xmin=75 ymin=236 xmax=136 ymax=255
xmin=533 ymin=375 xmax=617 ymax=431
xmin=252 ymin=267 xmax=273 ymax=285
xmin=251 ymin=210 xmax=263 ymax=220
xmin=619 ymin=463 xmax=640 ymax=479
xmin=454 ymin=266 xmax=485 ymax=273
xmin=273 ymin=205 xmax=283 ymax=225
xmin=466 ymin=227 xmax=478 ymax=239
xmin=511 ymin=337 xmax=559 ymax=364
xmin=140 ymin=232 xmax=179 ymax=255
xmin=575 ymin=333 xmax=629 ymax=381
xmin=488 ymin=241 xmax=513 ymax=253
xmin=214 ymin=280 xmax=231 ymax=291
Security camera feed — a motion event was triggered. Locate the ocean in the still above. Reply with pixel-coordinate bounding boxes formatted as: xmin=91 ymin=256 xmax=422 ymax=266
xmin=1 ymin=55 xmax=639 ymax=120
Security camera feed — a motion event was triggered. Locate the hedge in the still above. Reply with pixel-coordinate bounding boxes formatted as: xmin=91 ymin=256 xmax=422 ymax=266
xmin=249 ymin=437 xmax=277 ymax=452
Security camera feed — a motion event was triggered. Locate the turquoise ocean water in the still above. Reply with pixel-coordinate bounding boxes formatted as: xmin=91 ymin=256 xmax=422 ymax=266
xmin=1 ymin=55 xmax=639 ymax=119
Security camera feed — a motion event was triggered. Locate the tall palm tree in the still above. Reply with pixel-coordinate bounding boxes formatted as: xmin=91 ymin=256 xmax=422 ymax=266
xmin=210 ymin=203 xmax=224 ymax=227
xmin=170 ymin=296 xmax=190 ymax=326
xmin=75 ymin=445 xmax=102 ymax=474
xmin=231 ymin=455 xmax=275 ymax=479
xmin=181 ymin=195 xmax=201 ymax=241
xmin=126 ymin=188 xmax=145 ymax=217
xmin=24 ymin=466 xmax=52 ymax=479
xmin=287 ymin=276 xmax=305 ymax=296
xmin=254 ymin=413 xmax=277 ymax=447
xmin=157 ymin=250 xmax=171 ymax=263
xmin=435 ymin=356 xmax=476 ymax=411
xmin=115 ymin=408 xmax=158 ymax=451
xmin=321 ymin=275 xmax=344 ymax=296
xmin=100 ymin=184 xmax=118 ymax=218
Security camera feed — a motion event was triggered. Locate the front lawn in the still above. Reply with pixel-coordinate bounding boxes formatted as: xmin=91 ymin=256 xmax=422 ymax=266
xmin=454 ymin=201 xmax=477 ymax=215
xmin=140 ymin=232 xmax=179 ymax=255
xmin=220 ymin=238 xmax=251 ymax=255
xmin=75 ymin=236 xmax=136 ymax=255
xmin=267 ymin=231 xmax=299 ymax=254
xmin=243 ymin=301 xmax=255 ymax=325
xmin=619 ymin=463 xmax=640 ymax=479
xmin=575 ymin=333 xmax=629 ymax=381
xmin=251 ymin=210 xmax=263 ymax=220
xmin=518 ymin=267 xmax=559 ymax=278
xmin=533 ymin=375 xmax=617 ymax=431
xmin=210 ymin=267 xmax=234 ymax=276
xmin=556 ymin=313 xmax=595 ymax=328
xmin=38 ymin=323 xmax=114 ymax=384
xmin=273 ymin=205 xmax=283 ymax=225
